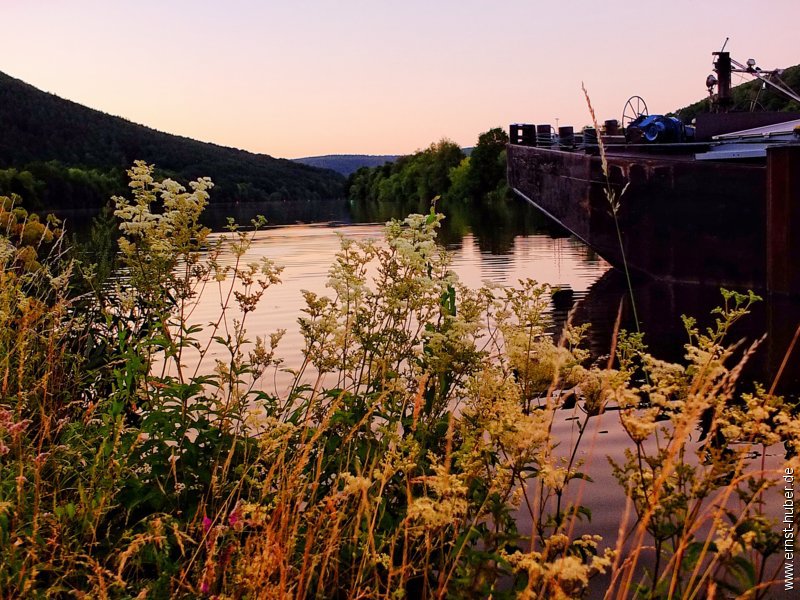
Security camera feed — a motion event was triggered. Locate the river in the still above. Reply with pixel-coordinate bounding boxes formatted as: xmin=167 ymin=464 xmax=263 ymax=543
xmin=195 ymin=199 xmax=608 ymax=386
xmin=185 ymin=196 xmax=800 ymax=397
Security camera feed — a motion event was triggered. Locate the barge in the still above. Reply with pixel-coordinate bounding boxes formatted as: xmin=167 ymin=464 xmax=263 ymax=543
xmin=508 ymin=49 xmax=800 ymax=295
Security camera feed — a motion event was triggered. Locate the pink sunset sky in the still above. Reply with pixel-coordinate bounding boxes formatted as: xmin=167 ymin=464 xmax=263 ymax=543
xmin=3 ymin=0 xmax=798 ymax=159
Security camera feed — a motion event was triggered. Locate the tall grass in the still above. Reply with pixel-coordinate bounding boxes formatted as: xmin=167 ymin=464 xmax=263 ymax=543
xmin=0 ymin=163 xmax=794 ymax=598
xmin=581 ymin=83 xmax=639 ymax=336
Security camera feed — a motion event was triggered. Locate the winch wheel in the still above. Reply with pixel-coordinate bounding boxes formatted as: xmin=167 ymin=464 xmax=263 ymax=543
xmin=622 ymin=96 xmax=649 ymax=130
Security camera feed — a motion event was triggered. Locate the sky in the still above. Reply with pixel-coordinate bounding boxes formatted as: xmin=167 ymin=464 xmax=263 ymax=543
xmin=3 ymin=0 xmax=798 ymax=158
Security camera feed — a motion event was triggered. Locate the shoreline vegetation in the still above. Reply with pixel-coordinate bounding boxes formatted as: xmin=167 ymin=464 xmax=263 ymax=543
xmin=0 ymin=161 xmax=796 ymax=598
xmin=346 ymin=128 xmax=510 ymax=211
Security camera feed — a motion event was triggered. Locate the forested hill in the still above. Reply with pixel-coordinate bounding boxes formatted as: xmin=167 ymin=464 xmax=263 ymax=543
xmin=675 ymin=63 xmax=800 ymax=122
xmin=0 ymin=71 xmax=345 ymax=209
xmin=294 ymin=154 xmax=400 ymax=176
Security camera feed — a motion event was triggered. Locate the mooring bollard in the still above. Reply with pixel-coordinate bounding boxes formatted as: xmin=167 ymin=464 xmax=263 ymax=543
xmin=536 ymin=124 xmax=552 ymax=147
xmin=767 ymin=144 xmax=800 ymax=296
xmin=558 ymin=126 xmax=575 ymax=148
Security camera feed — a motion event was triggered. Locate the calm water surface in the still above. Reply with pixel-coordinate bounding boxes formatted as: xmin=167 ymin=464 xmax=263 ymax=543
xmin=199 ymin=220 xmax=610 ymax=380
xmin=189 ymin=197 xmax=800 ymax=394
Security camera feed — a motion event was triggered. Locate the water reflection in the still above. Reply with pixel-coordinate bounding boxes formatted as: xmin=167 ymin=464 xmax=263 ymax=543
xmin=348 ymin=195 xmax=573 ymax=254
xmin=64 ymin=195 xmax=800 ymax=399
xmin=202 ymin=198 xmax=353 ymax=228
xmin=572 ymin=269 xmax=800 ymax=398
xmin=191 ymin=213 xmax=610 ymax=395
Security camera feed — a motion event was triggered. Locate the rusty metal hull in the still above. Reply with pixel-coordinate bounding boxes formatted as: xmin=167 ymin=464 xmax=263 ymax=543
xmin=507 ymin=144 xmax=767 ymax=289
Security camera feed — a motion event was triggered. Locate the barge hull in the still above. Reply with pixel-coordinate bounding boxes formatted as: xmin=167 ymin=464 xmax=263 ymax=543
xmin=507 ymin=144 xmax=767 ymax=289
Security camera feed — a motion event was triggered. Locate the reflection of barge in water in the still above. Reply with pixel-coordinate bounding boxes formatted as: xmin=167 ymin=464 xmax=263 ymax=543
xmin=508 ymin=50 xmax=800 ymax=295
xmin=570 ymin=268 xmax=800 ymax=395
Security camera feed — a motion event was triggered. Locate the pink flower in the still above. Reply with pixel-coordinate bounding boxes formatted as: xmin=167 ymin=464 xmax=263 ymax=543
xmin=228 ymin=510 xmax=241 ymax=527
xmin=200 ymin=580 xmax=210 ymax=594
xmin=8 ymin=419 xmax=32 ymax=436
xmin=202 ymin=516 xmax=212 ymax=533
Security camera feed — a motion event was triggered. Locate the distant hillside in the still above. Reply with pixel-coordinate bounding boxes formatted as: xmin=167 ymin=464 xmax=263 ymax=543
xmin=675 ymin=63 xmax=800 ymax=123
xmin=294 ymin=154 xmax=400 ymax=177
xmin=0 ymin=71 xmax=345 ymax=210
xmin=295 ymin=150 xmax=475 ymax=177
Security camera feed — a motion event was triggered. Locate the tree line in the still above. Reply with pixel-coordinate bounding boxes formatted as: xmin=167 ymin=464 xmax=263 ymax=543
xmin=346 ymin=127 xmax=510 ymax=207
